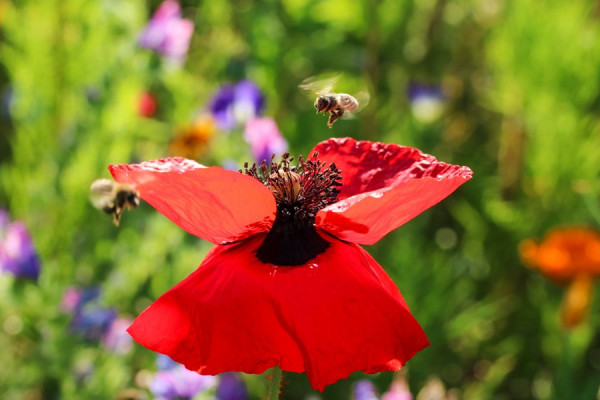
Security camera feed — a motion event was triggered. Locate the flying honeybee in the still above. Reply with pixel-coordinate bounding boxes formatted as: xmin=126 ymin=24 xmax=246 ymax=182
xmin=300 ymin=74 xmax=370 ymax=128
xmin=90 ymin=179 xmax=140 ymax=226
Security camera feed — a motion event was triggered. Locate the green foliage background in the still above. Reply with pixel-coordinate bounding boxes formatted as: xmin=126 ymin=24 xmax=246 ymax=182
xmin=1 ymin=0 xmax=599 ymax=399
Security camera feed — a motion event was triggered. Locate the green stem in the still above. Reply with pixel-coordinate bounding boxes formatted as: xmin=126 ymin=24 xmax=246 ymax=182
xmin=583 ymin=193 xmax=600 ymax=227
xmin=266 ymin=366 xmax=282 ymax=400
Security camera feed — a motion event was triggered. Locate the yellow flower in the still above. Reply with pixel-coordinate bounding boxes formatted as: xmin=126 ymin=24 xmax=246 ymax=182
xmin=168 ymin=115 xmax=216 ymax=160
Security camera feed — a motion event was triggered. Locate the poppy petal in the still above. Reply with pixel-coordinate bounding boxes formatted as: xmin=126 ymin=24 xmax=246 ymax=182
xmin=274 ymin=234 xmax=430 ymax=391
xmin=311 ymin=138 xmax=472 ymax=245
xmin=109 ymin=158 xmax=276 ymax=244
xmin=127 ymin=234 xmax=428 ymax=391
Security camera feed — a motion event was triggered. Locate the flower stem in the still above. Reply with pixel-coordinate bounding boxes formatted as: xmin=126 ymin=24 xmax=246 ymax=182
xmin=266 ymin=365 xmax=282 ymax=400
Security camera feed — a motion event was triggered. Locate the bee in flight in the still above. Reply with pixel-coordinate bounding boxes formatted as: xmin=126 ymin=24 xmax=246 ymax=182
xmin=300 ymin=74 xmax=369 ymax=128
xmin=90 ymin=179 xmax=140 ymax=226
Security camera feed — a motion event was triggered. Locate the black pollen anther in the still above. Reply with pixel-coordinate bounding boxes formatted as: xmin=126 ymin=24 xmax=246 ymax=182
xmin=242 ymin=153 xmax=342 ymax=266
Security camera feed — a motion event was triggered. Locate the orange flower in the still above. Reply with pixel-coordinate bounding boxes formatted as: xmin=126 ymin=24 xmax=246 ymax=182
xmin=520 ymin=227 xmax=600 ymax=281
xmin=519 ymin=227 xmax=600 ymax=328
xmin=168 ymin=115 xmax=216 ymax=160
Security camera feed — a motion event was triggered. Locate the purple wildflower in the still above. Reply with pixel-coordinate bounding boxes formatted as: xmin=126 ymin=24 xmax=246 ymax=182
xmin=354 ymin=380 xmax=379 ymax=400
xmin=150 ymin=357 xmax=217 ymax=400
xmin=138 ymin=0 xmax=194 ymax=63
xmin=64 ymin=287 xmax=118 ymax=342
xmin=101 ymin=317 xmax=133 ymax=355
xmin=215 ymin=372 xmax=248 ymax=400
xmin=157 ymin=354 xmax=179 ymax=371
xmin=0 ymin=210 xmax=40 ymax=280
xmin=62 ymin=287 xmax=132 ymax=352
xmin=407 ymin=83 xmax=446 ymax=123
xmin=73 ymin=306 xmax=118 ymax=342
xmin=243 ymin=117 xmax=288 ymax=164
xmin=407 ymin=83 xmax=445 ymax=102
xmin=209 ymin=80 xmax=265 ymax=131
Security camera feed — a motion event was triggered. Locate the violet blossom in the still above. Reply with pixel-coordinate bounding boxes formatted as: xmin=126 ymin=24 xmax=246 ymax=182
xmin=62 ymin=287 xmax=132 ymax=353
xmin=138 ymin=0 xmax=194 ymax=63
xmin=407 ymin=83 xmax=446 ymax=123
xmin=0 ymin=209 xmax=40 ymax=280
xmin=215 ymin=372 xmax=248 ymax=400
xmin=209 ymin=80 xmax=265 ymax=131
xmin=150 ymin=355 xmax=217 ymax=400
xmin=354 ymin=380 xmax=379 ymax=400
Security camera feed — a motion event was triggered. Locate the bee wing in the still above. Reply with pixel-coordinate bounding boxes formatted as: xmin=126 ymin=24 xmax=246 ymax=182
xmin=89 ymin=179 xmax=114 ymax=210
xmin=90 ymin=195 xmax=111 ymax=210
xmin=299 ymin=73 xmax=341 ymax=96
xmin=339 ymin=91 xmax=370 ymax=120
xmin=353 ymin=90 xmax=370 ymax=113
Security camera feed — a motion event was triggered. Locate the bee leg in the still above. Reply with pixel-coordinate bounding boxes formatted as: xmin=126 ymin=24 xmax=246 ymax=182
xmin=112 ymin=214 xmax=120 ymax=226
xmin=112 ymin=207 xmax=123 ymax=226
xmin=327 ymin=109 xmax=344 ymax=127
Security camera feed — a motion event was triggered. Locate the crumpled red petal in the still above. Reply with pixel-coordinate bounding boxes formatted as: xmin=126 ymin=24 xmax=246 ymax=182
xmin=311 ymin=138 xmax=472 ymax=245
xmin=127 ymin=233 xmax=429 ymax=391
xmin=109 ymin=157 xmax=276 ymax=244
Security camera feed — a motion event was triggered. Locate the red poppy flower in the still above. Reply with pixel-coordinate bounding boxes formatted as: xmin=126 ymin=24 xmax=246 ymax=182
xmin=109 ymin=137 xmax=472 ymax=390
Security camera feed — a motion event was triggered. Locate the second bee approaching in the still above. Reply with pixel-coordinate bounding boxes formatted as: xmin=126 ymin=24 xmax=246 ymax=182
xmin=90 ymin=179 xmax=140 ymax=226
xmin=314 ymin=93 xmax=360 ymax=128
xmin=300 ymin=74 xmax=369 ymax=128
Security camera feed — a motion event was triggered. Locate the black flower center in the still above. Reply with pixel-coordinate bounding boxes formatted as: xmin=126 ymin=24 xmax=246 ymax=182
xmin=242 ymin=153 xmax=342 ymax=266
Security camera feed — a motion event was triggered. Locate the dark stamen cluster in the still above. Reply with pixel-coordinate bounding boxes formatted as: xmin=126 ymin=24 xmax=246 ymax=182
xmin=242 ymin=152 xmax=341 ymax=227
xmin=298 ymin=153 xmax=342 ymax=220
xmin=241 ymin=152 xmax=342 ymax=266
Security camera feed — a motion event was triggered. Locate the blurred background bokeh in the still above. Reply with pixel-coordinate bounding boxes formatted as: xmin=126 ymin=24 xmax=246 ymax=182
xmin=1 ymin=0 xmax=600 ymax=399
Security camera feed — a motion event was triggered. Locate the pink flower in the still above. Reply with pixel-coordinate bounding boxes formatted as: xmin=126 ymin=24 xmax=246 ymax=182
xmin=102 ymin=317 xmax=134 ymax=355
xmin=243 ymin=117 xmax=288 ymax=163
xmin=382 ymin=375 xmax=412 ymax=400
xmin=138 ymin=0 xmax=194 ymax=63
